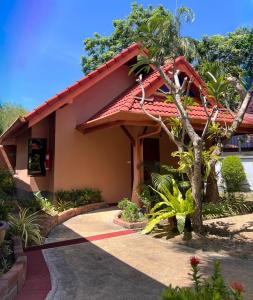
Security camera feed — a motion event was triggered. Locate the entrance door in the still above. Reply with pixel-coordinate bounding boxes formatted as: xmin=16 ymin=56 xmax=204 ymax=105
xmin=143 ymin=138 xmax=160 ymax=181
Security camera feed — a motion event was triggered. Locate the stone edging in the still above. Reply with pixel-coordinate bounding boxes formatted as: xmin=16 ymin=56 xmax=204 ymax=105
xmin=39 ymin=202 xmax=109 ymax=237
xmin=0 ymin=236 xmax=27 ymax=300
xmin=113 ymin=211 xmax=148 ymax=229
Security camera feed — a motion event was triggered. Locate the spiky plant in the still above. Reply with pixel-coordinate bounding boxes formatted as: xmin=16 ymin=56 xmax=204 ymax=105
xmin=9 ymin=208 xmax=42 ymax=247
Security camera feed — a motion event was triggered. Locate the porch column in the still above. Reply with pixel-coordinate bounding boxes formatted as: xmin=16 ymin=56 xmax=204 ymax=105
xmin=131 ymin=137 xmax=143 ymax=207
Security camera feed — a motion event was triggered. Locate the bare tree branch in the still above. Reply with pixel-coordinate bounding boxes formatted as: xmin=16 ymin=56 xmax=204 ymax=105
xmin=201 ymin=106 xmax=217 ymax=139
xmin=137 ymin=74 xmax=183 ymax=149
xmin=180 ymin=77 xmax=188 ymax=94
xmin=227 ymin=88 xmax=253 ymax=138
xmin=186 ymin=77 xmax=193 ymax=96
xmin=157 ymin=67 xmax=201 ymax=144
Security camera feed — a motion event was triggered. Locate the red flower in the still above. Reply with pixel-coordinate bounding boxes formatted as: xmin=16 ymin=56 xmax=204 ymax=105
xmin=190 ymin=256 xmax=200 ymax=266
xmin=230 ymin=282 xmax=245 ymax=294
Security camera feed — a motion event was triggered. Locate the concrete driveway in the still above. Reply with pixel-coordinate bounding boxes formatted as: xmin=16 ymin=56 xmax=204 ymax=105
xmin=44 ymin=208 xmax=253 ymax=300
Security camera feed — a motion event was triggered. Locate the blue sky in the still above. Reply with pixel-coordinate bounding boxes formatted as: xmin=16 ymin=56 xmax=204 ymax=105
xmin=0 ymin=0 xmax=252 ymax=111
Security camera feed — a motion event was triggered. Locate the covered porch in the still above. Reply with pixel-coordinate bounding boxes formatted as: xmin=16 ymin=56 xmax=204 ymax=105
xmin=77 ymin=115 xmax=177 ymax=205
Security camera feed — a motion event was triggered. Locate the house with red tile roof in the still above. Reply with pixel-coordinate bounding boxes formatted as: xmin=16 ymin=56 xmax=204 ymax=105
xmin=1 ymin=43 xmax=252 ymax=202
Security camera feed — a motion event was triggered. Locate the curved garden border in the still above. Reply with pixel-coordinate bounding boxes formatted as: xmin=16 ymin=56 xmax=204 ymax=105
xmin=39 ymin=202 xmax=109 ymax=237
xmin=113 ymin=211 xmax=148 ymax=229
xmin=0 ymin=236 xmax=27 ymax=300
xmin=0 ymin=202 xmax=109 ymax=299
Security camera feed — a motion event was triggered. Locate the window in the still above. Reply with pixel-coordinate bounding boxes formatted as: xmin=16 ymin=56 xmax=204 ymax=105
xmin=28 ymin=138 xmax=47 ymax=176
xmin=223 ymin=135 xmax=253 ymax=152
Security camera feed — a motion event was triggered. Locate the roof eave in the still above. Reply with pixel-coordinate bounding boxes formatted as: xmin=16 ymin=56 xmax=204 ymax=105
xmin=0 ymin=117 xmax=28 ymax=144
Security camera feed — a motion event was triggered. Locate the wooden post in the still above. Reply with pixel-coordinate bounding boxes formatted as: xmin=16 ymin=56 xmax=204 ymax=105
xmin=131 ymin=137 xmax=143 ymax=207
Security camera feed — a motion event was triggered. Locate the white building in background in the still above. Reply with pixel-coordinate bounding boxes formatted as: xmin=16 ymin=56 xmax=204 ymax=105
xmin=217 ymin=135 xmax=253 ymax=191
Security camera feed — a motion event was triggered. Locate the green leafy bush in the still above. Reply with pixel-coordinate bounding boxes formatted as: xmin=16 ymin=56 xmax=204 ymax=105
xmin=162 ymin=257 xmax=244 ymax=300
xmin=55 ymin=188 xmax=101 ymax=208
xmin=0 ymin=200 xmax=11 ymax=221
xmin=17 ymin=197 xmax=42 ymax=213
xmin=55 ymin=199 xmax=72 ymax=212
xmin=137 ymin=184 xmax=160 ymax=212
xmin=33 ymin=192 xmax=57 ymax=215
xmin=0 ymin=169 xmax=15 ymax=195
xmin=0 ymin=241 xmax=14 ymax=275
xmin=203 ymin=197 xmax=253 ymax=220
xmin=118 ymin=198 xmax=141 ymax=222
xmin=221 ymin=156 xmax=246 ymax=192
xmin=9 ymin=208 xmax=42 ymax=247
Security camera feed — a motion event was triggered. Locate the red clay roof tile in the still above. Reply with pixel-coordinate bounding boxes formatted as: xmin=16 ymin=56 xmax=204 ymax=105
xmin=85 ymin=59 xmax=253 ymax=129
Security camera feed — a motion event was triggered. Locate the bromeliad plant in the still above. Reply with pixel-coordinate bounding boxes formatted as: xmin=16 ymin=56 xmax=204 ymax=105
xmin=142 ymin=179 xmax=195 ymax=234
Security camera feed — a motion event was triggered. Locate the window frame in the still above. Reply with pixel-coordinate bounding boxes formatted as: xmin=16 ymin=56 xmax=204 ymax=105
xmin=27 ymin=138 xmax=47 ymax=177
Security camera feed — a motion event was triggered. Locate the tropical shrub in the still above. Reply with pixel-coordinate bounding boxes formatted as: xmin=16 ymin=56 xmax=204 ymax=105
xmin=142 ymin=179 xmax=195 ymax=234
xmin=162 ymin=257 xmax=245 ymax=300
xmin=203 ymin=197 xmax=253 ymax=220
xmin=9 ymin=208 xmax=42 ymax=247
xmin=118 ymin=198 xmax=141 ymax=222
xmin=17 ymin=196 xmax=42 ymax=213
xmin=0 ymin=200 xmax=11 ymax=221
xmin=55 ymin=198 xmax=72 ymax=212
xmin=138 ymin=165 xmax=191 ymax=212
xmin=55 ymin=188 xmax=101 ymax=208
xmin=221 ymin=156 xmax=246 ymax=192
xmin=137 ymin=184 xmax=160 ymax=212
xmin=0 ymin=169 xmax=14 ymax=193
xmin=33 ymin=192 xmax=57 ymax=215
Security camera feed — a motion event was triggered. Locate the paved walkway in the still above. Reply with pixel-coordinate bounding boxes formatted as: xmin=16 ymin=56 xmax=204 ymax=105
xmin=18 ymin=208 xmax=253 ymax=300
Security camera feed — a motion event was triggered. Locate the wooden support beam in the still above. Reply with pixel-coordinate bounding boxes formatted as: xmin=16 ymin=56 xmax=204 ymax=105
xmin=130 ymin=125 xmax=161 ymax=206
xmin=77 ymin=119 xmax=157 ymax=134
xmin=131 ymin=137 xmax=143 ymax=207
xmin=0 ymin=146 xmax=14 ymax=174
xmin=120 ymin=126 xmax=135 ymax=145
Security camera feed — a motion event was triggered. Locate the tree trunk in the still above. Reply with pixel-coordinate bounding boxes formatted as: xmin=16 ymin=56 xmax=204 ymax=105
xmin=205 ymin=165 xmax=220 ymax=203
xmin=191 ymin=143 xmax=203 ymax=233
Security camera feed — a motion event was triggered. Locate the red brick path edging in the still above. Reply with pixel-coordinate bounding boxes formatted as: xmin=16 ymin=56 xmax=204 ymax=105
xmin=113 ymin=211 xmax=148 ymax=229
xmin=16 ymin=250 xmax=51 ymax=300
xmin=26 ymin=229 xmax=135 ymax=251
xmin=0 ymin=236 xmax=27 ymax=300
xmin=17 ymin=229 xmax=135 ymax=300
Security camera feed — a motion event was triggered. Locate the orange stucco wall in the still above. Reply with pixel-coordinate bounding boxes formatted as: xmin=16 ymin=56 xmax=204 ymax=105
xmin=15 ymin=130 xmax=31 ymax=192
xmin=14 ymin=115 xmax=55 ymax=193
xmin=53 ymin=65 xmax=135 ymax=202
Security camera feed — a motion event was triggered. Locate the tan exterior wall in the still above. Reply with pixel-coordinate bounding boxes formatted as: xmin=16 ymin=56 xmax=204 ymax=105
xmin=14 ymin=114 xmax=55 ymax=193
xmin=53 ymin=66 xmax=135 ymax=202
xmin=54 ymin=124 xmax=132 ymax=202
xmin=15 ymin=130 xmax=31 ymax=192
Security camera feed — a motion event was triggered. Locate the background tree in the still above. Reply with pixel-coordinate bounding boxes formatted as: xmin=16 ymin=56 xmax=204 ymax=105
xmin=81 ymin=3 xmax=196 ymax=74
xmin=0 ymin=102 xmax=27 ymax=135
xmin=81 ymin=3 xmax=252 ymax=110
xmin=197 ymin=28 xmax=253 ymax=109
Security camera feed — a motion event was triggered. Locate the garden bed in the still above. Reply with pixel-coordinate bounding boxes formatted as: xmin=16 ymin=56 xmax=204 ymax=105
xmin=0 ymin=236 xmax=27 ymax=300
xmin=38 ymin=202 xmax=109 ymax=237
xmin=113 ymin=211 xmax=148 ymax=229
